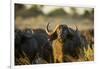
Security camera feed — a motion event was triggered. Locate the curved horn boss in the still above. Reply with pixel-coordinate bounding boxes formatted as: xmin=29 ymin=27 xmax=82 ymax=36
xmin=46 ymin=22 xmax=60 ymax=41
xmin=66 ymin=25 xmax=79 ymax=37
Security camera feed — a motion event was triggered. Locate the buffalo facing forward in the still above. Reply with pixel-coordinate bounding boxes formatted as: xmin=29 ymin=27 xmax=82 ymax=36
xmin=46 ymin=23 xmax=87 ymax=63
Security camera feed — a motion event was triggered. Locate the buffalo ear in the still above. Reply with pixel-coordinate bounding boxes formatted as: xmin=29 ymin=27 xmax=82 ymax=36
xmin=48 ymin=31 xmax=57 ymax=41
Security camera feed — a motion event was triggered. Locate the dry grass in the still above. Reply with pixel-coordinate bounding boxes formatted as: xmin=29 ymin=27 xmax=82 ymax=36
xmin=78 ymin=45 xmax=94 ymax=61
xmin=15 ymin=44 xmax=94 ymax=65
xmin=15 ymin=52 xmax=48 ymax=65
xmin=15 ymin=52 xmax=31 ymax=65
xmin=64 ymin=45 xmax=94 ymax=62
xmin=15 ymin=16 xmax=93 ymax=31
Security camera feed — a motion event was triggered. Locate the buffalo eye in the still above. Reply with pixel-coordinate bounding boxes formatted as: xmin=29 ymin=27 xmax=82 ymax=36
xmin=64 ymin=30 xmax=67 ymax=33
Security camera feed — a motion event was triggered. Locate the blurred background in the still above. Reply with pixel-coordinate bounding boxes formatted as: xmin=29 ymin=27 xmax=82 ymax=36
xmin=15 ymin=3 xmax=94 ymax=31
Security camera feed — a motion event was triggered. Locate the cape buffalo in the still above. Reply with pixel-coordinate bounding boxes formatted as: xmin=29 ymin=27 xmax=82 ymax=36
xmin=15 ymin=28 xmax=53 ymax=65
xmin=46 ymin=22 xmax=87 ymax=63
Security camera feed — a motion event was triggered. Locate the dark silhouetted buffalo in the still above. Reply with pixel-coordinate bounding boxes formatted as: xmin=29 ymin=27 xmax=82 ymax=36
xmin=15 ymin=28 xmax=53 ymax=65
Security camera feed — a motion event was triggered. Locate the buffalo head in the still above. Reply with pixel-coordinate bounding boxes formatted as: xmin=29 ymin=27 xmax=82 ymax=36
xmin=46 ymin=22 xmax=78 ymax=42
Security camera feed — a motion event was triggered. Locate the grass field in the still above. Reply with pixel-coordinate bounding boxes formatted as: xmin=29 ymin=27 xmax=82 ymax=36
xmin=15 ymin=45 xmax=94 ymax=65
xmin=15 ymin=16 xmax=93 ymax=30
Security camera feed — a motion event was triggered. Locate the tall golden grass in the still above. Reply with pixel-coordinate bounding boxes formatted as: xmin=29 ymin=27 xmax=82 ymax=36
xmin=15 ymin=44 xmax=94 ymax=65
